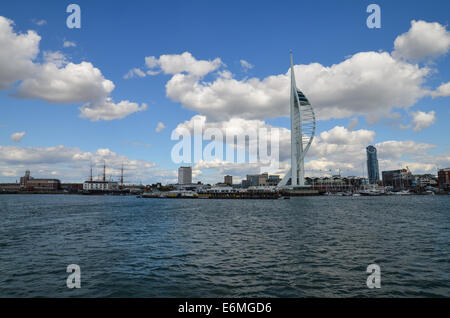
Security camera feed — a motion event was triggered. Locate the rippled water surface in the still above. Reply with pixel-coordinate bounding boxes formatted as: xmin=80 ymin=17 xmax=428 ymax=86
xmin=0 ymin=194 xmax=449 ymax=297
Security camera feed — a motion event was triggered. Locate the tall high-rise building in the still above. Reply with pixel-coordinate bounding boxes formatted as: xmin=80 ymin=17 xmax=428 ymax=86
xmin=278 ymin=51 xmax=316 ymax=188
xmin=224 ymin=175 xmax=233 ymax=186
xmin=178 ymin=166 xmax=192 ymax=185
xmin=366 ymin=145 xmax=380 ymax=184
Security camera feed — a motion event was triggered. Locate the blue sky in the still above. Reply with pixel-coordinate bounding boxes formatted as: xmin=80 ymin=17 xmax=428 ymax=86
xmin=0 ymin=0 xmax=449 ymax=184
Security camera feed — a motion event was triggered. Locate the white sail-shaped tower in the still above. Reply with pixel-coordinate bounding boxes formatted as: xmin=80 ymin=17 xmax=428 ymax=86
xmin=278 ymin=51 xmax=316 ymax=188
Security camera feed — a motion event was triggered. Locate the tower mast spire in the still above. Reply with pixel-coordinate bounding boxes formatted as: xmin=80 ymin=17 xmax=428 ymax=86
xmin=290 ymin=50 xmax=298 ymax=186
xmin=278 ymin=50 xmax=316 ymax=188
xmin=290 ymin=50 xmax=296 ymax=87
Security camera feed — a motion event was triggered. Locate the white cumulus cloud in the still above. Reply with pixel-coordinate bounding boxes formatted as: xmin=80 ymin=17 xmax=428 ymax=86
xmin=17 ymin=61 xmax=115 ymax=104
xmin=123 ymin=68 xmax=147 ymax=79
xmin=11 ymin=131 xmax=26 ymax=142
xmin=34 ymin=19 xmax=47 ymax=26
xmin=63 ymin=40 xmax=76 ymax=48
xmin=166 ymin=51 xmax=429 ymax=122
xmin=240 ymin=59 xmax=254 ymax=71
xmin=0 ymin=15 xmax=146 ymax=121
xmin=410 ymin=110 xmax=436 ymax=132
xmin=393 ymin=20 xmax=450 ymax=61
xmin=42 ymin=51 xmax=68 ymax=67
xmin=0 ymin=16 xmax=40 ymax=90
xmin=145 ymin=52 xmax=223 ymax=77
xmin=79 ymin=98 xmax=147 ymax=121
xmin=155 ymin=122 xmax=166 ymax=132
xmin=376 ymin=140 xmax=436 ymax=159
xmin=431 ymin=81 xmax=450 ymax=98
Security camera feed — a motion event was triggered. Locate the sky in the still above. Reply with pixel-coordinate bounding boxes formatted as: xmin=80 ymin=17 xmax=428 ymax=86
xmin=0 ymin=0 xmax=449 ymax=184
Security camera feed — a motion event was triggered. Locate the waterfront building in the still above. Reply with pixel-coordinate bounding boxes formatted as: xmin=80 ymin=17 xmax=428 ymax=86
xmin=178 ymin=166 xmax=192 ymax=185
xmin=414 ymin=174 xmax=438 ymax=188
xmin=305 ymin=176 xmax=369 ymax=192
xmin=224 ymin=175 xmax=233 ymax=186
xmin=308 ymin=176 xmax=350 ymax=192
xmin=83 ymin=180 xmax=119 ymax=191
xmin=382 ymin=169 xmax=413 ymax=191
xmin=366 ymin=145 xmax=380 ymax=184
xmin=207 ymin=186 xmax=235 ymax=193
xmin=246 ymin=173 xmax=268 ymax=187
xmin=242 ymin=173 xmax=280 ymax=188
xmin=60 ymin=183 xmax=83 ymax=193
xmin=348 ymin=176 xmax=368 ymax=187
xmin=0 ymin=183 xmax=21 ymax=192
xmin=215 ymin=182 xmax=230 ymax=187
xmin=267 ymin=175 xmax=281 ymax=186
xmin=278 ymin=51 xmax=316 ymax=188
xmin=382 ymin=170 xmax=401 ymax=187
xmin=438 ymin=168 xmax=450 ymax=191
xmin=19 ymin=170 xmax=60 ymax=191
xmin=172 ymin=182 xmax=207 ymax=192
